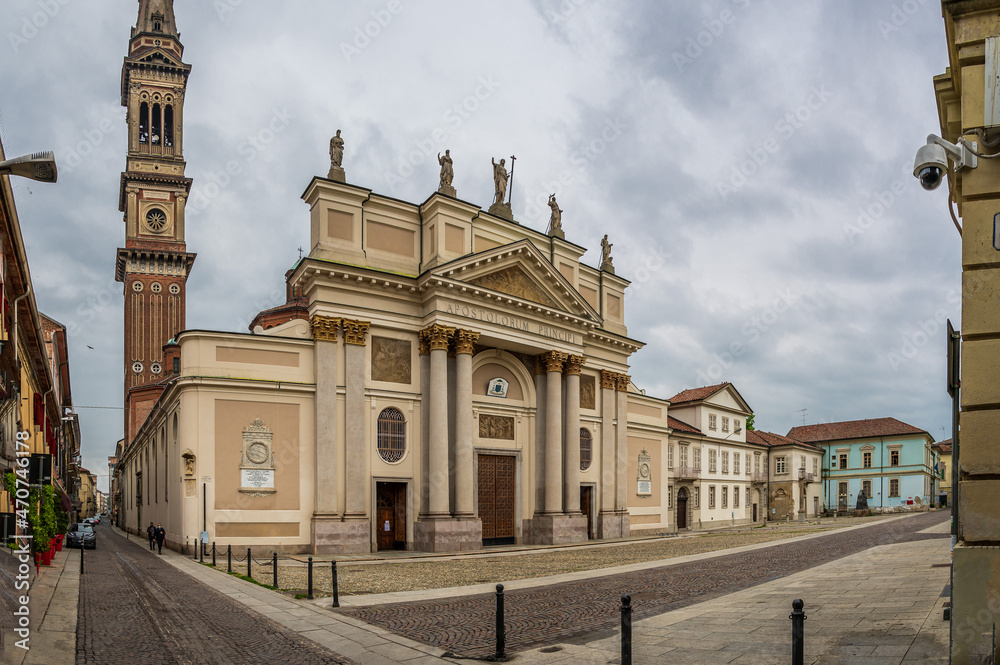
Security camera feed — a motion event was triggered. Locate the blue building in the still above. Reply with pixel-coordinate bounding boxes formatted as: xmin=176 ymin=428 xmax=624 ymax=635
xmin=786 ymin=418 xmax=937 ymax=513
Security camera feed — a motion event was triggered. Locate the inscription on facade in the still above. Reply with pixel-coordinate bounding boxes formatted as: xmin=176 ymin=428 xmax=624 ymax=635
xmin=479 ymin=414 xmax=515 ymax=440
xmin=371 ymin=336 xmax=412 ymax=384
xmin=445 ymin=302 xmax=577 ymax=344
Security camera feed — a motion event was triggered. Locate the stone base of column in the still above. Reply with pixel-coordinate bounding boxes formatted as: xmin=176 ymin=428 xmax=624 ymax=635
xmin=413 ymin=517 xmax=482 ymax=553
xmin=597 ymin=510 xmax=631 ymax=540
xmin=527 ymin=513 xmax=588 ymax=545
xmin=311 ymin=515 xmax=369 ymax=554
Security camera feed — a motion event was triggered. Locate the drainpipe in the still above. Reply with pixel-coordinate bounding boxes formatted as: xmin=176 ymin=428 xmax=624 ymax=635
xmin=12 ymin=283 xmax=32 ymax=388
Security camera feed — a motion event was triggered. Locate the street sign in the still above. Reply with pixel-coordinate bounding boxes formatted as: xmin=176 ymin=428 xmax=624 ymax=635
xmin=947 ymin=319 xmax=960 ymax=398
xmin=200 ymin=531 xmax=209 ymax=544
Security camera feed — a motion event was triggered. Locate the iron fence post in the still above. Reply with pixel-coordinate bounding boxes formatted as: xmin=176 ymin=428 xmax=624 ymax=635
xmin=79 ymin=543 xmax=84 ymax=575
xmin=332 ymin=560 xmax=340 ymax=608
xmin=272 ymin=551 xmax=278 ymax=589
xmin=193 ymin=536 xmax=198 ymax=560
xmin=227 ymin=544 xmax=232 ymax=573
xmin=621 ymin=594 xmax=632 ymax=665
xmin=791 ymin=598 xmax=806 ymax=665
xmin=199 ymin=538 xmax=204 ymax=563
xmin=212 ymin=541 xmax=216 ymax=567
xmin=307 ymin=556 xmax=314 ymax=600
xmin=247 ymin=548 xmax=252 ymax=579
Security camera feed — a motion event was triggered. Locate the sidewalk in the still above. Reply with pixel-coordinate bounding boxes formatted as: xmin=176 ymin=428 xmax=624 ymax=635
xmin=3 ymin=545 xmax=79 ymax=665
xmin=150 ymin=516 xmax=950 ymax=664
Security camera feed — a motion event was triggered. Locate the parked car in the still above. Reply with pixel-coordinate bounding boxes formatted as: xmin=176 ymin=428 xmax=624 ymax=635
xmin=92 ymin=515 xmax=100 ymax=525
xmin=66 ymin=523 xmax=96 ymax=549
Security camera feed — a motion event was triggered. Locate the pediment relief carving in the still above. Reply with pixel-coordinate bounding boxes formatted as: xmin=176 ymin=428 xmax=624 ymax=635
xmin=467 ymin=265 xmax=556 ymax=308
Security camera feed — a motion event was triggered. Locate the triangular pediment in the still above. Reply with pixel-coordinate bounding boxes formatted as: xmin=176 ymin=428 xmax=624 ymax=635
xmin=467 ymin=265 xmax=557 ymax=308
xmin=428 ymin=239 xmax=601 ymax=323
xmin=130 ymin=46 xmax=185 ymax=69
xmin=704 ymin=384 xmax=754 ymax=415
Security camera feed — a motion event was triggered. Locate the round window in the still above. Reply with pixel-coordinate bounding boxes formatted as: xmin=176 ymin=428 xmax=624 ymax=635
xmin=132 ymin=361 xmax=143 ymax=374
xmin=151 ymin=282 xmax=162 ymax=294
xmin=132 ymin=281 xmax=144 ymax=293
xmin=169 ymin=284 xmax=180 ymax=295
xmin=145 ymin=208 xmax=168 ymax=233
xmin=150 ymin=362 xmax=162 ymax=375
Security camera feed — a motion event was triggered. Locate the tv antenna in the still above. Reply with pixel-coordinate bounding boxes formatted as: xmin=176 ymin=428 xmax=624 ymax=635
xmin=797 ymin=408 xmax=808 ymax=426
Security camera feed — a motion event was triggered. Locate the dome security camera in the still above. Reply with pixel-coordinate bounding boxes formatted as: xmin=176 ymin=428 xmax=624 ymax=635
xmin=913 ymin=135 xmax=977 ymax=191
xmin=913 ymin=143 xmax=948 ymax=191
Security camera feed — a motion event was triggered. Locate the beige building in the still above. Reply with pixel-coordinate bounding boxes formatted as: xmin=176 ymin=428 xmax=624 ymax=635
xmin=747 ymin=430 xmax=823 ymax=521
xmin=932 ymin=3 xmax=1000 ymax=661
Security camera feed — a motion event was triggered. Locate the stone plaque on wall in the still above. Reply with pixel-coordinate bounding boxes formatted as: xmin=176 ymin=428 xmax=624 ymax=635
xmin=479 ymin=414 xmax=514 ymax=440
xmin=580 ymin=375 xmax=595 ymax=410
xmin=372 ymin=336 xmax=412 ymax=384
xmin=637 ymin=449 xmax=652 ymax=496
xmin=239 ymin=418 xmax=276 ymax=497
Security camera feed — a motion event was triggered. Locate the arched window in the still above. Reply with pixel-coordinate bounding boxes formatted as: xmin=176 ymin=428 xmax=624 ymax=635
xmin=151 ymin=103 xmax=162 ymax=145
xmin=580 ymin=428 xmax=592 ymax=471
xmin=377 ymin=407 xmax=406 ymax=463
xmin=164 ymin=105 xmax=174 ymax=148
xmin=139 ymin=102 xmax=149 ymax=144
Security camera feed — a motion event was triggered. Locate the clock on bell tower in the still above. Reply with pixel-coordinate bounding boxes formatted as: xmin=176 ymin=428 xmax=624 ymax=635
xmin=115 ymin=0 xmax=196 ymax=445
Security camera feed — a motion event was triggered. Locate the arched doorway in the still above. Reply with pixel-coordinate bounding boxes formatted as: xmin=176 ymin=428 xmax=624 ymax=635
xmin=677 ymin=486 xmax=689 ymax=529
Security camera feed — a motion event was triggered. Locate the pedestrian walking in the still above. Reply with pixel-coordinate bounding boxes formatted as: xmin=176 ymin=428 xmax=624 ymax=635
xmin=146 ymin=521 xmax=155 ymax=550
xmin=154 ymin=523 xmax=166 ymax=554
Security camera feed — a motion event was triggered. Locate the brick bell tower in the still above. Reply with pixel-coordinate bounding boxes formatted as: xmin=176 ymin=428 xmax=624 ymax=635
xmin=115 ymin=0 xmax=196 ymax=445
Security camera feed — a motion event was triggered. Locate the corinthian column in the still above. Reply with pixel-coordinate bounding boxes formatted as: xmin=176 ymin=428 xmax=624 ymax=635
xmin=342 ymin=318 xmax=370 ymax=518
xmin=599 ymin=370 xmax=617 ymax=515
xmin=563 ymin=355 xmax=585 ymax=514
xmin=542 ymin=351 xmax=566 ymax=514
xmin=615 ymin=374 xmax=630 ymax=512
xmin=453 ymin=329 xmax=479 ymax=517
xmin=425 ymin=324 xmax=455 ymax=517
xmin=311 ymin=315 xmax=341 ymax=516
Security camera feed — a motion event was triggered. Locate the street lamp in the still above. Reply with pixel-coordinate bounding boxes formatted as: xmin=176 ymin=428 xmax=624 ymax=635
xmin=0 ymin=152 xmax=57 ymax=183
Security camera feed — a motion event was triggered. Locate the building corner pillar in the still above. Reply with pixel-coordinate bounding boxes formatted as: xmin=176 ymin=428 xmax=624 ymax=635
xmin=453 ymin=329 xmax=479 ymax=517
xmin=563 ymin=355 xmax=585 ymax=514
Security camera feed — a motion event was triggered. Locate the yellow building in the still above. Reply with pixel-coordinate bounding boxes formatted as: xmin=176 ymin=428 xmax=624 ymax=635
xmin=932 ymin=2 xmax=1000 ymax=660
xmin=78 ymin=469 xmax=96 ymax=519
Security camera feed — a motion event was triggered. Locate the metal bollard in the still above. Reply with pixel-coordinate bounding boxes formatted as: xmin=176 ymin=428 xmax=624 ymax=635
xmin=200 ymin=539 xmax=204 ymax=563
xmin=80 ymin=544 xmax=84 ymax=575
xmin=307 ymin=556 xmax=314 ymax=600
xmin=272 ymin=552 xmax=278 ymax=589
xmin=227 ymin=544 xmax=232 ymax=573
xmin=212 ymin=542 xmax=216 ymax=567
xmin=193 ymin=536 xmax=198 ymax=560
xmin=331 ymin=560 xmax=340 ymax=608
xmin=791 ymin=599 xmax=807 ymax=665
xmin=247 ymin=548 xmax=252 ymax=579
xmin=620 ymin=594 xmax=632 ymax=665
xmin=495 ymin=584 xmax=506 ymax=660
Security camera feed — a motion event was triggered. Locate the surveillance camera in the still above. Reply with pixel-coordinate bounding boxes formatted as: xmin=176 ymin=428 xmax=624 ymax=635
xmin=913 ymin=135 xmax=977 ymax=191
xmin=913 ymin=143 xmax=947 ymax=190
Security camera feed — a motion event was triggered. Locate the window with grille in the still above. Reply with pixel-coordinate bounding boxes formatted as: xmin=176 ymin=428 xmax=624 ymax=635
xmin=889 ymin=478 xmax=900 ymax=497
xmin=668 ymin=485 xmax=673 ymax=508
xmin=377 ymin=407 xmax=406 ymax=463
xmin=694 ymin=487 xmax=700 ymax=507
xmin=580 ymin=428 xmax=592 ymax=471
xmin=722 ymin=486 xmax=728 ymax=508
xmin=813 ymin=458 xmax=818 ymax=476
xmin=709 ymin=486 xmax=716 ymax=508
xmin=746 ymin=487 xmax=750 ymax=506
xmin=734 ymin=485 xmax=740 ymax=507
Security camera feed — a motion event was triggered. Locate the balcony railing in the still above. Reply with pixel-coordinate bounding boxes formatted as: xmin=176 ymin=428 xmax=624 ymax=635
xmin=751 ymin=471 xmax=768 ymax=483
xmin=798 ymin=470 xmax=815 ymax=483
xmin=674 ymin=465 xmax=699 ymax=479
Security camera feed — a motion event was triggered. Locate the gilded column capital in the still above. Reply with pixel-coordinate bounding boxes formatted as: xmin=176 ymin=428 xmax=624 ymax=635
xmin=563 ymin=355 xmax=586 ymax=376
xmin=422 ymin=324 xmax=456 ymax=351
xmin=541 ymin=350 xmax=567 ymax=373
xmin=600 ymin=370 xmax=618 ymax=390
xmin=342 ymin=319 xmax=371 ymax=346
xmin=310 ymin=315 xmax=341 ymax=342
xmin=615 ymin=374 xmax=631 ymax=392
xmin=418 ymin=329 xmax=430 ymax=356
xmin=453 ymin=329 xmax=480 ymax=355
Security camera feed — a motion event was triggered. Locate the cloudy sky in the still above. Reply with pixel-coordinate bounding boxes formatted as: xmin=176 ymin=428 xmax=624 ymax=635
xmin=1 ymin=0 xmax=958 ymax=492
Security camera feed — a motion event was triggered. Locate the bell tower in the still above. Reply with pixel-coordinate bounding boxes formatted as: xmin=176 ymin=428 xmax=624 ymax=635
xmin=115 ymin=0 xmax=196 ymax=445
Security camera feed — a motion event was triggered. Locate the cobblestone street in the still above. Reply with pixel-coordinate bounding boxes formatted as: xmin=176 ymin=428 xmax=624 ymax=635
xmin=75 ymin=523 xmax=356 ymax=665
xmin=339 ymin=512 xmax=950 ymax=659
